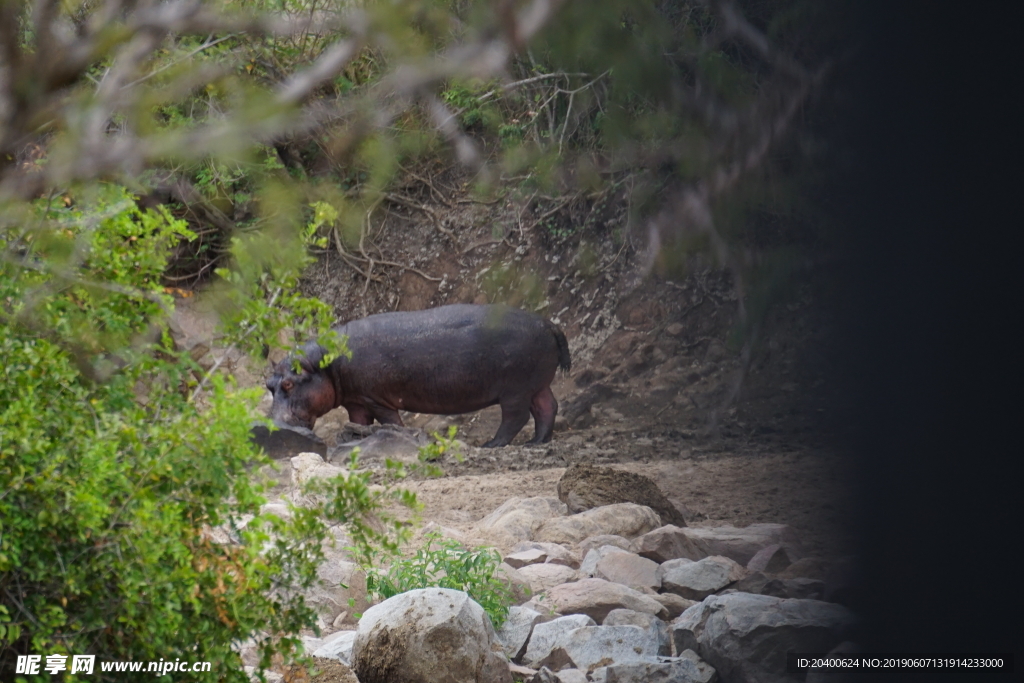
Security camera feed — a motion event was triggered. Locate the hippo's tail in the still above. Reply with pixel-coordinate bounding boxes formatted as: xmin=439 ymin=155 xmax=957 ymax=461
xmin=551 ymin=324 xmax=571 ymax=374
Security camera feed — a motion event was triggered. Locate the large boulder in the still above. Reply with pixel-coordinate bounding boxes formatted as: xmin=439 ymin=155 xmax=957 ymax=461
xmin=522 ymin=614 xmax=597 ymax=668
xmin=651 ymin=593 xmax=699 ymax=620
xmin=497 ymin=604 xmax=550 ymax=662
xmin=473 ymin=497 xmax=569 ymax=547
xmin=544 ymin=578 xmax=667 ymax=622
xmin=732 ymin=573 xmax=825 ymax=601
xmin=745 ymin=544 xmax=795 ymax=574
xmin=679 ymin=525 xmax=798 ymax=567
xmin=535 ymin=504 xmax=662 ymax=545
xmin=518 ymin=563 xmax=580 ymax=593
xmin=604 ymin=609 xmax=671 ymax=656
xmin=589 ymin=549 xmax=661 ymax=593
xmin=548 ymin=625 xmax=661 ymax=672
xmin=672 ymin=593 xmax=857 ymax=683
xmin=592 ymin=651 xmax=719 ymax=683
xmin=557 ymin=463 xmax=688 ymax=527
xmin=632 ymin=525 xmax=710 ymax=564
xmin=350 ymin=588 xmax=511 ymax=683
xmin=580 ymin=534 xmax=634 ymax=558
xmin=658 ymin=556 xmax=747 ymax=601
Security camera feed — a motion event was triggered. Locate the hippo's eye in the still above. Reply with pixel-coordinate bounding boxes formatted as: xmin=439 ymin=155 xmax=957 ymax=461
xmin=280 ymin=379 xmax=294 ymax=392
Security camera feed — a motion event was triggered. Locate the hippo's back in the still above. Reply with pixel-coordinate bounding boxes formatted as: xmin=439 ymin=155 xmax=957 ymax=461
xmin=332 ymin=304 xmax=564 ymax=408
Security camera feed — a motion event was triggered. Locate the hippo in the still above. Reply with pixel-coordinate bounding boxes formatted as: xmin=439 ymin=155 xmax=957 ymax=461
xmin=266 ymin=304 xmax=571 ymax=447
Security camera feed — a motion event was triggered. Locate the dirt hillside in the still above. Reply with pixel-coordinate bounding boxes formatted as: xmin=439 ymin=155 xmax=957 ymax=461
xmin=277 ymin=170 xmax=857 ymax=563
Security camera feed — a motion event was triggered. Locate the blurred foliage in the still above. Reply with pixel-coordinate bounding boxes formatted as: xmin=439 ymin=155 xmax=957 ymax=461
xmin=0 ymin=189 xmax=414 ymax=681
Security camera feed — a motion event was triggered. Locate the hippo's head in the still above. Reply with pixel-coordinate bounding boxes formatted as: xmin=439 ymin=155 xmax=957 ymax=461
xmin=266 ymin=344 xmax=336 ymax=430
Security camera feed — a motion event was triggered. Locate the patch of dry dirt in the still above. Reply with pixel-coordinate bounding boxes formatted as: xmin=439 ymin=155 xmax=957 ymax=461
xmin=397 ymin=448 xmax=854 ymax=561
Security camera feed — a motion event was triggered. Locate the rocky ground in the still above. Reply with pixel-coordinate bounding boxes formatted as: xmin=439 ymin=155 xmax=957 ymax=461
xmin=174 ymin=170 xmax=858 ymax=682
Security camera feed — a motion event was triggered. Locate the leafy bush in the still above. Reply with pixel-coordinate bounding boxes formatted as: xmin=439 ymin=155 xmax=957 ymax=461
xmin=0 ymin=188 xmax=414 ymax=681
xmin=365 ymin=532 xmax=517 ymax=628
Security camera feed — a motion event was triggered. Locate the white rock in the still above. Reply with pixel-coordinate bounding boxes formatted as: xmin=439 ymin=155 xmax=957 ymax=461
xmin=312 ymin=630 xmax=357 ymax=665
xmin=592 ymin=550 xmax=661 ymax=593
xmin=290 ymin=452 xmax=346 ymax=487
xmin=579 ymin=534 xmax=634 ymax=559
xmin=351 ymin=588 xmax=511 ymax=683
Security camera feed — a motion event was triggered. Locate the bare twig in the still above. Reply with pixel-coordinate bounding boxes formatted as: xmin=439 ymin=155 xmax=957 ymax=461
xmin=384 ymin=192 xmax=457 ymax=241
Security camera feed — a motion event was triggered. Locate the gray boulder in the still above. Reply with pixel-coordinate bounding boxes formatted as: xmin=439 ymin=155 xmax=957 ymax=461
xmin=522 ymin=614 xmax=597 ymax=669
xmin=548 ymin=625 xmax=660 ymax=672
xmin=505 ymin=548 xmax=549 ymax=569
xmin=658 ymin=556 xmax=747 ymax=601
xmin=680 ymin=525 xmax=799 ymax=567
xmin=351 ymin=588 xmax=511 ymax=683
xmin=652 ymin=593 xmax=699 ymax=620
xmin=497 ymin=604 xmax=550 ymax=662
xmin=580 ymin=534 xmax=634 ymax=559
xmin=591 ymin=549 xmax=661 ymax=593
xmin=632 ymin=525 xmax=710 ymax=564
xmin=745 ymin=544 xmax=795 ymax=574
xmin=672 ymin=593 xmax=857 ymax=683
xmin=251 ymin=422 xmax=327 ymax=459
xmin=592 ymin=651 xmax=719 ymax=683
xmin=604 ymin=608 xmax=671 ymax=656
xmin=733 ymin=573 xmax=825 ymax=601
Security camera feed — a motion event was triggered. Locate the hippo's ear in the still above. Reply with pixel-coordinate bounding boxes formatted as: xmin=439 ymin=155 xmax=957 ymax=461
xmin=299 ymin=344 xmax=325 ymax=373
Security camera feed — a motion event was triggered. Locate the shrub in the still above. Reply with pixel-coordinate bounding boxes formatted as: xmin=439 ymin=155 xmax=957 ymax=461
xmin=365 ymin=531 xmax=517 ymax=628
xmin=0 ymin=187 xmax=413 ymax=681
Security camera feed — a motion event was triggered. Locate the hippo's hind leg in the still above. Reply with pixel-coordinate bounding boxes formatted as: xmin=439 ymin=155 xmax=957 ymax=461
xmin=527 ymin=386 xmax=558 ymax=444
xmin=482 ymin=397 xmax=531 ymax=448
